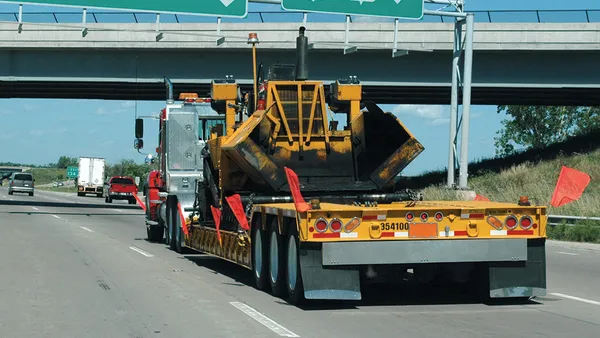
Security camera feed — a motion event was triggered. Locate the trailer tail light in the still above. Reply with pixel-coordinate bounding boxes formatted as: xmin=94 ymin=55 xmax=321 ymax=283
xmin=330 ymin=218 xmax=343 ymax=233
xmin=434 ymin=212 xmax=444 ymax=222
xmin=420 ymin=212 xmax=428 ymax=222
xmin=314 ymin=218 xmax=328 ymax=233
xmin=487 ymin=215 xmax=503 ymax=230
xmin=520 ymin=215 xmax=533 ymax=230
xmin=505 ymin=215 xmax=518 ymax=230
xmin=344 ymin=217 xmax=361 ymax=233
xmin=405 ymin=212 xmax=414 ymax=222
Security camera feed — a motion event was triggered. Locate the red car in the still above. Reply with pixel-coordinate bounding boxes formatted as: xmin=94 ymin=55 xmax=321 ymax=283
xmin=104 ymin=176 xmax=138 ymax=204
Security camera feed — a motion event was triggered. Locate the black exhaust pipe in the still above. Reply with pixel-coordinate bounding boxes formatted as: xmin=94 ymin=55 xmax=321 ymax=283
xmin=296 ymin=26 xmax=308 ymax=81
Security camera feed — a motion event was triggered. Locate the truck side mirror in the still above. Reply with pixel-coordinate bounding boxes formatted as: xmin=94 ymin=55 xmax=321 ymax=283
xmin=134 ymin=138 xmax=144 ymax=150
xmin=135 ymin=118 xmax=144 ymax=138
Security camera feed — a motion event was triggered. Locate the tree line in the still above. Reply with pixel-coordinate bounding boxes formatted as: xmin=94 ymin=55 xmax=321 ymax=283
xmin=494 ymin=106 xmax=600 ymax=156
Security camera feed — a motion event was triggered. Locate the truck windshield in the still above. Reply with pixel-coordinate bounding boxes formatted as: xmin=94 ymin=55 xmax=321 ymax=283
xmin=199 ymin=119 xmax=223 ymax=140
xmin=111 ymin=177 xmax=134 ymax=185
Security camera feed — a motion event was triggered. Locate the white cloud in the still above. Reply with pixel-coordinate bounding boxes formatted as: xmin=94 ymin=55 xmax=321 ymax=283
xmin=23 ymin=104 xmax=36 ymax=111
xmin=30 ymin=130 xmax=45 ymax=136
xmin=121 ymin=101 xmax=136 ymax=109
xmin=392 ymin=104 xmax=450 ymax=125
xmin=95 ymin=107 xmax=107 ymax=115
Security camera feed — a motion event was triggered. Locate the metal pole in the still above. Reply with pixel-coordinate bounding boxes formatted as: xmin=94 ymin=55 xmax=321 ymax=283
xmin=458 ymin=13 xmax=474 ymax=189
xmin=447 ymin=19 xmax=462 ymax=187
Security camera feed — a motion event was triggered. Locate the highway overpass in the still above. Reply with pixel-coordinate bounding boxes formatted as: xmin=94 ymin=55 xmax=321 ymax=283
xmin=0 ymin=20 xmax=599 ymax=105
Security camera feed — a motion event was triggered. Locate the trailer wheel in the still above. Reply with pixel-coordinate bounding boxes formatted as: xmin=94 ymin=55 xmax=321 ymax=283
xmin=269 ymin=223 xmax=286 ymax=297
xmin=286 ymin=227 xmax=305 ymax=305
xmin=252 ymin=216 xmax=269 ymax=291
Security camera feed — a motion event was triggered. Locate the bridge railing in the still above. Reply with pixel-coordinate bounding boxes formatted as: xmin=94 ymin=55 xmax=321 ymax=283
xmin=0 ymin=9 xmax=598 ymax=24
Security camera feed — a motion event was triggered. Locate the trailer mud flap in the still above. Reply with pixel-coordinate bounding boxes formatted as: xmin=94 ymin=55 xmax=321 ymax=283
xmin=488 ymin=238 xmax=547 ymax=298
xmin=299 ymin=245 xmax=361 ymax=300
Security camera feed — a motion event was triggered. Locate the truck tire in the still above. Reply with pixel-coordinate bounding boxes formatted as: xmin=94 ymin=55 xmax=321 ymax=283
xmin=174 ymin=207 xmax=184 ymax=254
xmin=285 ymin=225 xmax=305 ymax=305
xmin=147 ymin=226 xmax=164 ymax=242
xmin=168 ymin=198 xmax=177 ymax=251
xmin=269 ymin=221 xmax=286 ymax=297
xmin=105 ymin=195 xmax=112 ymax=203
xmin=164 ymin=204 xmax=171 ymax=246
xmin=252 ymin=215 xmax=269 ymax=291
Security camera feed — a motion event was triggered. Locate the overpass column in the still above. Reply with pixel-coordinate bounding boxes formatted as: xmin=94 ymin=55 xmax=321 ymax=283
xmin=458 ymin=13 xmax=474 ymax=189
xmin=447 ymin=19 xmax=462 ymax=187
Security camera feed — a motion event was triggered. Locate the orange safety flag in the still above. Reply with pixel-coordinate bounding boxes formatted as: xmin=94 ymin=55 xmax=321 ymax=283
xmin=133 ymin=193 xmax=147 ymax=212
xmin=225 ymin=194 xmax=250 ymax=231
xmin=474 ymin=194 xmax=490 ymax=202
xmin=210 ymin=205 xmax=222 ymax=246
xmin=550 ymin=166 xmax=591 ymax=207
xmin=177 ymin=202 xmax=189 ymax=236
xmin=284 ymin=167 xmax=311 ymax=213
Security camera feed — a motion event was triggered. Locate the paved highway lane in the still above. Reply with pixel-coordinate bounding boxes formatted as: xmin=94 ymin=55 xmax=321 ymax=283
xmin=1 ymin=187 xmax=600 ymax=338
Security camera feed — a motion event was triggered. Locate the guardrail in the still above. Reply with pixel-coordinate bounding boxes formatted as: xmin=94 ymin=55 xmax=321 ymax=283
xmin=547 ymin=215 xmax=600 ymax=227
xmin=0 ymin=9 xmax=598 ymax=24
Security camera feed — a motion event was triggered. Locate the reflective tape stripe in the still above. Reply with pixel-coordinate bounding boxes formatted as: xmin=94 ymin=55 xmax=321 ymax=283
xmin=491 ymin=230 xmax=507 ymax=236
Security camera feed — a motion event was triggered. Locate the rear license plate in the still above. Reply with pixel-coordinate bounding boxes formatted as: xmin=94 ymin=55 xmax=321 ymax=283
xmin=409 ymin=223 xmax=438 ymax=238
xmin=24 ymin=184 xmax=29 ymax=187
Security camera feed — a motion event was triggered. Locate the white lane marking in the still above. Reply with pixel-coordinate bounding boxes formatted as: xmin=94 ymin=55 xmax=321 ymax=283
xmin=2 ymin=195 xmax=6 ymax=198
xmin=111 ymin=208 xmax=124 ymax=213
xmin=129 ymin=246 xmax=154 ymax=257
xmin=229 ymin=301 xmax=299 ymax=337
xmin=79 ymin=226 xmax=94 ymax=233
xmin=551 ymin=293 xmax=600 ymax=306
xmin=32 ymin=207 xmax=39 ymax=211
xmin=556 ymin=251 xmax=579 ymax=256
xmin=52 ymin=215 xmax=60 ymax=219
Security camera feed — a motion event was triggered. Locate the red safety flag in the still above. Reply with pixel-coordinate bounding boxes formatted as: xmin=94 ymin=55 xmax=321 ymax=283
xmin=210 ymin=205 xmax=222 ymax=246
xmin=177 ymin=202 xmax=189 ymax=236
xmin=133 ymin=193 xmax=147 ymax=212
xmin=550 ymin=166 xmax=591 ymax=207
xmin=225 ymin=194 xmax=250 ymax=231
xmin=284 ymin=167 xmax=311 ymax=213
xmin=474 ymin=194 xmax=490 ymax=202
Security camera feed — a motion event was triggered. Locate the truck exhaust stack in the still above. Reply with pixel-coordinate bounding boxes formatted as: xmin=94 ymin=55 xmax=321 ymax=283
xmin=295 ymin=26 xmax=308 ymax=81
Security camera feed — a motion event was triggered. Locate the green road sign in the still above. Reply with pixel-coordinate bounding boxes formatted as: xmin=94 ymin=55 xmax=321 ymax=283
xmin=282 ymin=0 xmax=424 ymax=19
xmin=8 ymin=0 xmax=248 ymax=18
xmin=66 ymin=166 xmax=79 ymax=179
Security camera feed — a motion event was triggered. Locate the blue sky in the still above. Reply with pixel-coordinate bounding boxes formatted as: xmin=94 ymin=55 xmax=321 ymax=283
xmin=0 ymin=0 xmax=598 ymax=175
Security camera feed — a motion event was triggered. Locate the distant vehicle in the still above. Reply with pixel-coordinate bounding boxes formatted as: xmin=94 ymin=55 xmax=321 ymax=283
xmin=104 ymin=176 xmax=138 ymax=204
xmin=77 ymin=157 xmax=105 ymax=197
xmin=8 ymin=172 xmax=35 ymax=196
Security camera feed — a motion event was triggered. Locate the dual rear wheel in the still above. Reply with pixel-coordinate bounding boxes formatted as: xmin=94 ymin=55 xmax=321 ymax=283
xmin=252 ymin=217 xmax=304 ymax=304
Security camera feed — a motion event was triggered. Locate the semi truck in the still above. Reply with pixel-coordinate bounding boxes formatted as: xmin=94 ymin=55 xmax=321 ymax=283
xmin=77 ymin=156 xmax=105 ymax=197
xmin=136 ymin=27 xmax=547 ymax=305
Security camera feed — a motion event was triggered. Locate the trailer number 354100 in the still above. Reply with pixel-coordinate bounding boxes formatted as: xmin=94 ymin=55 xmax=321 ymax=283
xmin=380 ymin=222 xmax=410 ymax=231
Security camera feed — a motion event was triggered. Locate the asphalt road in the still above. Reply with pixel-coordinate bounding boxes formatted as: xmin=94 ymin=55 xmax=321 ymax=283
xmin=1 ymin=186 xmax=600 ymax=338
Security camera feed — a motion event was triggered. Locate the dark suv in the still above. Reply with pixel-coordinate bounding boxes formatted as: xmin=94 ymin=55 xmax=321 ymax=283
xmin=8 ymin=172 xmax=35 ymax=196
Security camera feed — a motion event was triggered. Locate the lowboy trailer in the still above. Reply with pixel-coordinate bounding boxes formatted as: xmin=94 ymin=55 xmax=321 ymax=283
xmin=136 ymin=27 xmax=547 ymax=305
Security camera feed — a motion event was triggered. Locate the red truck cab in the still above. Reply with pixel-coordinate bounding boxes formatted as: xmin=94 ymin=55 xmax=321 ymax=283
xmin=104 ymin=176 xmax=138 ymax=204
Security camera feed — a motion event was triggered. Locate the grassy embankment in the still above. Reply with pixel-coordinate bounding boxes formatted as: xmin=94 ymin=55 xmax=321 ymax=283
xmin=396 ymin=128 xmax=600 ymax=243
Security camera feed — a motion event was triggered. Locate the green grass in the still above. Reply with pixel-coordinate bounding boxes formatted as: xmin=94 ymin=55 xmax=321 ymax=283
xmin=27 ymin=168 xmax=69 ymax=185
xmin=420 ymin=149 xmax=600 ymax=243
xmin=37 ymin=186 xmax=77 ymax=193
